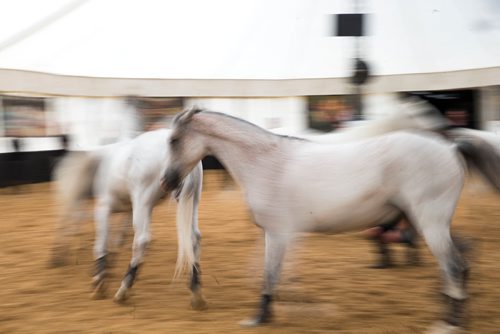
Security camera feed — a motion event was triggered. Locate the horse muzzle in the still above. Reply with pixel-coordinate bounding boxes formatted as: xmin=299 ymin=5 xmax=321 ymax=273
xmin=161 ymin=169 xmax=181 ymax=192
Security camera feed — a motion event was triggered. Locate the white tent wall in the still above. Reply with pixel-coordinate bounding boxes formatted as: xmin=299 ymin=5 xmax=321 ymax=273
xmin=0 ymin=97 xmax=136 ymax=153
xmin=185 ymin=95 xmax=407 ymax=134
xmin=45 ymin=96 xmax=309 ymax=151
xmin=48 ymin=97 xmax=137 ymax=150
xmin=480 ymin=86 xmax=500 ymax=132
xmin=1 ymin=88 xmax=498 ymax=153
xmin=185 ymin=97 xmax=308 ymax=135
xmin=1 ymin=96 xmax=311 ymax=153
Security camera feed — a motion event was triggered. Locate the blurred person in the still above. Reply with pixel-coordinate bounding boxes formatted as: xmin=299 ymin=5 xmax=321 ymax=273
xmin=363 ymin=215 xmax=419 ymax=268
xmin=445 ymin=109 xmax=468 ymax=127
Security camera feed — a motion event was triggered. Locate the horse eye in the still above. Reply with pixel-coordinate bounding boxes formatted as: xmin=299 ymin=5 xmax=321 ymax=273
xmin=170 ymin=138 xmax=179 ymax=145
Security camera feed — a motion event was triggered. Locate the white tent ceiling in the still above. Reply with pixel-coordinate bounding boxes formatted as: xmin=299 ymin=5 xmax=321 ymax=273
xmin=0 ymin=0 xmax=499 ymax=95
xmin=2 ymin=0 xmax=500 ymax=79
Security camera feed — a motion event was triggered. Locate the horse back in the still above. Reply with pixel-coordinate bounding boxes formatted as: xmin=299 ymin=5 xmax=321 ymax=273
xmin=267 ymin=131 xmax=463 ymax=231
xmin=94 ymin=129 xmax=172 ymax=206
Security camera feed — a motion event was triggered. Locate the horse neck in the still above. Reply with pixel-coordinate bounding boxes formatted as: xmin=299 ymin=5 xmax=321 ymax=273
xmin=195 ymin=113 xmax=291 ymax=186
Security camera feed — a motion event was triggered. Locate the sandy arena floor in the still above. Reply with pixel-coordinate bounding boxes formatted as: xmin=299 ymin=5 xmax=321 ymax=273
xmin=1 ymin=172 xmax=500 ymax=333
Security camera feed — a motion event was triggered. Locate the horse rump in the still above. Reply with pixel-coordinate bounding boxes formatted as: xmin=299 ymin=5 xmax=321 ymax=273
xmin=53 ymin=151 xmax=101 ymax=209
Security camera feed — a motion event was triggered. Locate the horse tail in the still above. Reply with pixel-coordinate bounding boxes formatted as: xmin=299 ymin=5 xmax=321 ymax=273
xmin=53 ymin=150 xmax=102 ymax=217
xmin=174 ymin=162 xmax=203 ymax=279
xmin=453 ymin=131 xmax=500 ymax=192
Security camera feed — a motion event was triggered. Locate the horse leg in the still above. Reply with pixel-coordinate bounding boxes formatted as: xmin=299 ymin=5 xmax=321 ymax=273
xmin=189 ymin=214 xmax=207 ymax=310
xmin=114 ymin=204 xmax=151 ymax=303
xmin=371 ymin=239 xmax=392 ymax=269
xmin=188 ymin=169 xmax=207 ymax=310
xmin=421 ymin=226 xmax=468 ymax=333
xmin=403 ymin=224 xmax=420 ymax=266
xmin=49 ymin=204 xmax=86 ymax=267
xmin=49 ymin=214 xmax=75 ymax=267
xmin=241 ymin=231 xmax=289 ymax=327
xmin=91 ymin=201 xmax=111 ymax=299
xmin=365 ymin=217 xmax=400 ymax=269
xmin=112 ymin=213 xmax=131 ymax=249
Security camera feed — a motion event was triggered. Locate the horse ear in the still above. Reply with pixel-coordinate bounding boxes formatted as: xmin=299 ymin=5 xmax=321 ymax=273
xmin=175 ymin=106 xmax=202 ymax=125
xmin=186 ymin=105 xmax=202 ymax=117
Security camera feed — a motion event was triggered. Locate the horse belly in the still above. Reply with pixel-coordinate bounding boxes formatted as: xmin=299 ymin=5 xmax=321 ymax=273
xmin=308 ymin=205 xmax=399 ymax=233
xmin=287 ymin=183 xmax=395 ymax=234
xmin=109 ymin=184 xmax=132 ymax=212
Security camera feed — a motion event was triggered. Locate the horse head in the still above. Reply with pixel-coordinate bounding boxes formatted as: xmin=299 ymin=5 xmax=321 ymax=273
xmin=162 ymin=106 xmax=206 ymax=192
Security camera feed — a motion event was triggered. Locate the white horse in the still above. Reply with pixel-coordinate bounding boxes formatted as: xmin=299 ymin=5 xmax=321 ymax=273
xmin=162 ymin=107 xmax=500 ymax=333
xmin=51 ymin=129 xmax=207 ymax=309
xmin=297 ymin=96 xmax=452 ymax=267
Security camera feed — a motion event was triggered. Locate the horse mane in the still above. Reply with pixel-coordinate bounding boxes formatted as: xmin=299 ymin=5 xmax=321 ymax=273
xmin=189 ymin=110 xmax=307 ymax=142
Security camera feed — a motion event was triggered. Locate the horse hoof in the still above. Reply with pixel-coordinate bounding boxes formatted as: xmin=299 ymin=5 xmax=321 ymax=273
xmin=426 ymin=321 xmax=464 ymax=334
xmin=113 ymin=285 xmax=129 ymax=304
xmin=239 ymin=314 xmax=271 ymax=327
xmin=239 ymin=318 xmax=263 ymax=327
xmin=91 ymin=280 xmax=107 ymax=300
xmin=47 ymin=257 xmax=68 ymax=268
xmin=48 ymin=255 xmax=68 ymax=268
xmin=191 ymin=294 xmax=208 ymax=311
xmin=368 ymin=262 xmax=393 ymax=269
